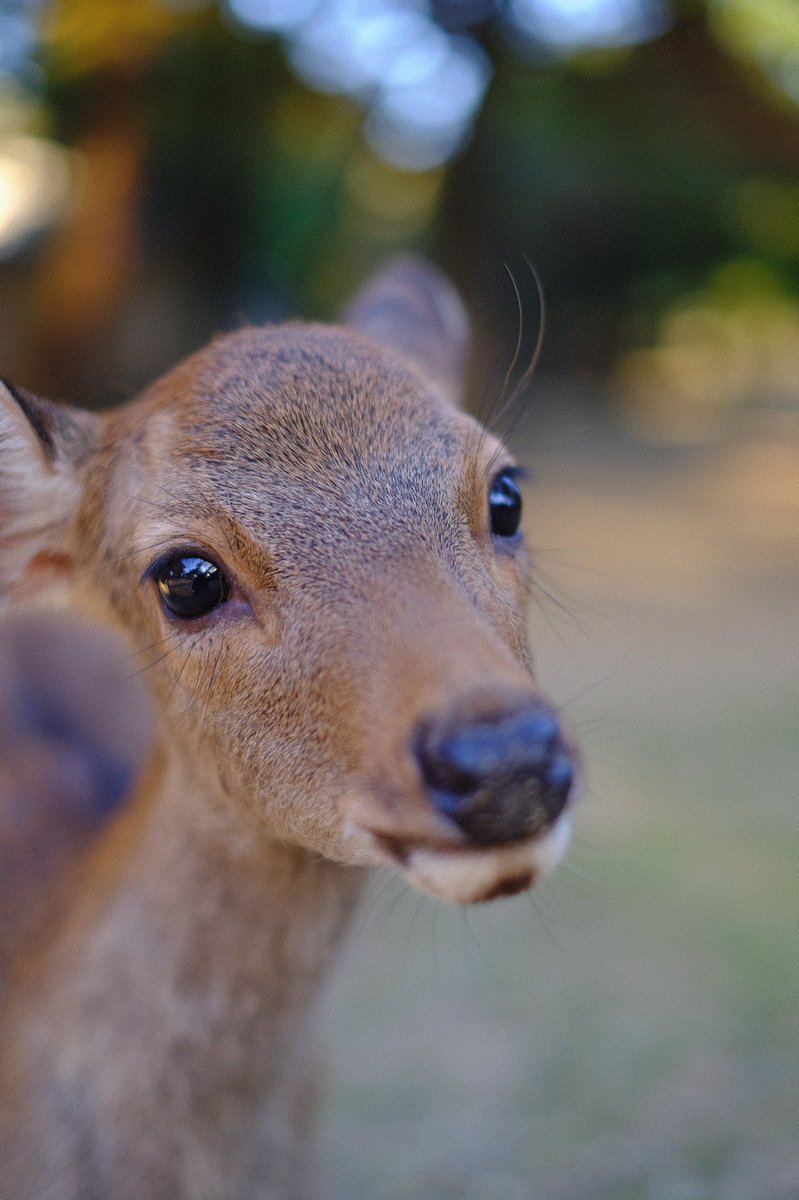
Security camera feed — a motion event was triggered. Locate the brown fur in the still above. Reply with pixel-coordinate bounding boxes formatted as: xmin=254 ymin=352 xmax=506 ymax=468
xmin=0 ymin=259 xmax=576 ymax=1198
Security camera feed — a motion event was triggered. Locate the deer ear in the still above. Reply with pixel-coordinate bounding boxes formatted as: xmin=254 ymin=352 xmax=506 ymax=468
xmin=0 ymin=381 xmax=98 ymax=597
xmin=343 ymin=256 xmax=470 ymax=408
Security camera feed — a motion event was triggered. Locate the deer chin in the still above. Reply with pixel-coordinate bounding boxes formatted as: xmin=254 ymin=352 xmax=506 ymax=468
xmin=347 ymin=814 xmax=572 ymax=905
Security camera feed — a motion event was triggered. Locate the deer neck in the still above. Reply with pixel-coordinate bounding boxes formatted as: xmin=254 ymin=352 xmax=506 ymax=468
xmin=88 ymin=745 xmax=364 ymax=1043
xmin=18 ymin=749 xmax=365 ymax=1195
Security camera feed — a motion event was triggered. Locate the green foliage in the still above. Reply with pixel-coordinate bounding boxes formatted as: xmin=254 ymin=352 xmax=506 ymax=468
xmin=4 ymin=0 xmax=799 ymax=408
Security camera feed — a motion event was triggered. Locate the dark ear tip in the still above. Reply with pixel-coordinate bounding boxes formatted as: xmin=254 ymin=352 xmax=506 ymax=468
xmin=0 ymin=377 xmax=57 ymax=459
xmin=0 ymin=377 xmax=100 ymax=466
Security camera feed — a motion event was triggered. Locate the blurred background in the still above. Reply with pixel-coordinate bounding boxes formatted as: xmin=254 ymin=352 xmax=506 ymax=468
xmin=1 ymin=1 xmax=797 ymax=1197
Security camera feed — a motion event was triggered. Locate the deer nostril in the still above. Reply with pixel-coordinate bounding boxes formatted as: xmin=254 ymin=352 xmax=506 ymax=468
xmin=415 ymin=705 xmax=574 ymax=846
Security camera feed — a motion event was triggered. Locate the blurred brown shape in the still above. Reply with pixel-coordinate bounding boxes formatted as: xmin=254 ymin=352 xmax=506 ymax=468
xmin=0 ymin=610 xmax=154 ymax=966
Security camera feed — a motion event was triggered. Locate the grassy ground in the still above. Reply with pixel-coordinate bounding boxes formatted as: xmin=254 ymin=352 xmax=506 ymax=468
xmin=318 ymin=398 xmax=799 ymax=1200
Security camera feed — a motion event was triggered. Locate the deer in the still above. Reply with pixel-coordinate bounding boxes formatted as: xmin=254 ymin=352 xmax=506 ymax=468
xmin=0 ymin=257 xmax=578 ymax=1199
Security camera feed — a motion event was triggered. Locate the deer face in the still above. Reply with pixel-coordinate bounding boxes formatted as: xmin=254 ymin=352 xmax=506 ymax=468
xmin=0 ymin=261 xmax=577 ymax=904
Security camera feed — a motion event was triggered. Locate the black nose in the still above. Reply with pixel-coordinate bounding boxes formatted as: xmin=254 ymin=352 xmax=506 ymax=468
xmin=415 ymin=703 xmax=574 ymax=846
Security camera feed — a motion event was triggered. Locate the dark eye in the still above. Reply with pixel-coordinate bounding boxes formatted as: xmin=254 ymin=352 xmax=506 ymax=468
xmin=154 ymin=554 xmax=230 ymax=619
xmin=489 ymin=470 xmax=523 ymax=539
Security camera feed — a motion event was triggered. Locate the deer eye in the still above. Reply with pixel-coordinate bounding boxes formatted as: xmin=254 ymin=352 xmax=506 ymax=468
xmin=489 ymin=470 xmax=523 ymax=539
xmin=153 ymin=554 xmax=230 ymax=619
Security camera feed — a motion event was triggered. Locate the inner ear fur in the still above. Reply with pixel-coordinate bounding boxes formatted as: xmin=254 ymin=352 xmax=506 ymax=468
xmin=343 ymin=256 xmax=470 ymax=408
xmin=0 ymin=381 xmax=99 ymax=598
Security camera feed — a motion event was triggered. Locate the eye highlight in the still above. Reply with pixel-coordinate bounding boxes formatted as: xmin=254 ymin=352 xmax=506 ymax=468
xmin=489 ymin=469 xmax=523 ymax=539
xmin=152 ymin=553 xmax=230 ymax=620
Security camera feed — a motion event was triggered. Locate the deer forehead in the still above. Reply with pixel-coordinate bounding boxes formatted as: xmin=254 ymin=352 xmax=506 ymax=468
xmin=103 ymin=324 xmax=497 ymax=552
xmin=142 ymin=324 xmax=464 ymax=452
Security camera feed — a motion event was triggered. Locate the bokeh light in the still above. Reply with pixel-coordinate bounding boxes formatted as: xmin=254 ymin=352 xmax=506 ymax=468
xmin=618 ymin=259 xmax=799 ymax=441
xmin=710 ymin=0 xmax=799 ymax=103
xmin=509 ymin=0 xmax=669 ymax=50
xmin=0 ymin=134 xmax=73 ymax=260
xmin=226 ymin=0 xmax=492 ymax=170
xmin=226 ymin=0 xmax=319 ymax=30
xmin=0 ymin=1 xmax=46 ymax=84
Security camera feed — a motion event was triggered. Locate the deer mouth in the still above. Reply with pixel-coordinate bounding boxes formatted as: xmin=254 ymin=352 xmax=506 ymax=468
xmin=365 ymin=815 xmax=572 ymax=905
xmin=341 ymin=695 xmax=578 ymax=904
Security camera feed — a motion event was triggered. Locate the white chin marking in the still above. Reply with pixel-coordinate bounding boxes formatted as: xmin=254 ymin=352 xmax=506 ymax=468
xmin=404 ymin=814 xmax=572 ymax=905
